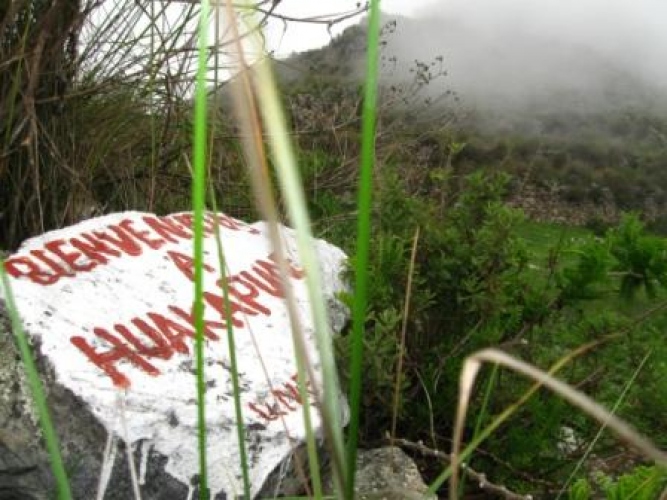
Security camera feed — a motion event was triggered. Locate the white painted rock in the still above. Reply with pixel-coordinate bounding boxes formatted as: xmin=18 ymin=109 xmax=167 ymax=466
xmin=0 ymin=212 xmax=349 ymax=499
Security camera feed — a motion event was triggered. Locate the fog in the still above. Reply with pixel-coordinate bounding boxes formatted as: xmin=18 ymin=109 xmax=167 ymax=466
xmin=375 ymin=0 xmax=667 ymax=115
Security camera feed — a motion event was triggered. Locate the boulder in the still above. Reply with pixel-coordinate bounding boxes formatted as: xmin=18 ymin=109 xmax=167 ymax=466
xmin=323 ymin=447 xmax=435 ymax=500
xmin=0 ymin=212 xmax=349 ymax=499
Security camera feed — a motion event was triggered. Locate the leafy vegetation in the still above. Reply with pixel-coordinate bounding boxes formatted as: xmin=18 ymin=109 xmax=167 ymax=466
xmin=569 ymin=466 xmax=667 ymax=500
xmin=327 ymin=161 xmax=667 ymax=496
xmin=278 ymin=35 xmax=667 ymax=493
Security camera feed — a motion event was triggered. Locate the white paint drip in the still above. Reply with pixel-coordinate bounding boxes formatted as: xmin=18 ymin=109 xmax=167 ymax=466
xmin=96 ymin=432 xmax=118 ymax=500
xmin=139 ymin=439 xmax=151 ymax=486
xmin=272 ymin=448 xmax=293 ymax=498
xmin=118 ymin=391 xmax=142 ymax=500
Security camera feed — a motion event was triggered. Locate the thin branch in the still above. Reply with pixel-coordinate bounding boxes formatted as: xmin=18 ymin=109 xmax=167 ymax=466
xmin=391 ymin=437 xmax=534 ymax=500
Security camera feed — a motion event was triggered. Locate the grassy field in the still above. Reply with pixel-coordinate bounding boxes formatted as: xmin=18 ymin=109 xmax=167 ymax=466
xmin=517 ymin=220 xmax=592 ymax=268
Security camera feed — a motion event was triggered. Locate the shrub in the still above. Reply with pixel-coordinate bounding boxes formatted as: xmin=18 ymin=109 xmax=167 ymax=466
xmin=336 ymin=169 xmax=536 ymax=440
xmin=573 ymin=465 xmax=667 ymax=500
xmin=608 ymin=213 xmax=667 ymax=299
xmin=333 ymin=164 xmax=667 ymax=495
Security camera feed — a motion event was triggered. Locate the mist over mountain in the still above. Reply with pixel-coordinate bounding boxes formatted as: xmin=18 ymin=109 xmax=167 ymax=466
xmin=279 ymin=0 xmax=667 ymax=124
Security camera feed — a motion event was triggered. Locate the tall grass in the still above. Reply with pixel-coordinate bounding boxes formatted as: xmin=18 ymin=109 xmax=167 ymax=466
xmin=192 ymin=0 xmax=211 ymax=495
xmin=0 ymin=265 xmax=72 ymax=499
xmin=220 ymin=3 xmax=330 ymax=497
xmin=344 ymin=2 xmax=381 ymax=497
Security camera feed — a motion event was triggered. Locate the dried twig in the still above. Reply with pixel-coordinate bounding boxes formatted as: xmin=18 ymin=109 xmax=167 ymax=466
xmin=390 ymin=437 xmax=534 ymax=500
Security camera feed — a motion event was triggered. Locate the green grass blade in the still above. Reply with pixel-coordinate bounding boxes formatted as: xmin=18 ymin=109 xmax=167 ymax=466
xmin=207 ymin=187 xmax=252 ymax=498
xmin=0 ymin=262 xmax=72 ymax=500
xmin=445 ymin=347 xmax=667 ymax=499
xmin=556 ymin=350 xmax=653 ymax=499
xmin=346 ymin=1 xmax=382 ymax=497
xmin=427 ymin=336 xmax=618 ymax=495
xmin=253 ymin=63 xmax=347 ymax=493
xmin=219 ymin=256 xmax=252 ymax=499
xmin=193 ymin=0 xmax=210 ymax=497
xmin=390 ymin=227 xmax=420 ymax=444
xmin=233 ymin=2 xmax=352 ymax=492
xmin=221 ymin=4 xmax=325 ymax=496
xmin=458 ymin=363 xmax=499 ymax=496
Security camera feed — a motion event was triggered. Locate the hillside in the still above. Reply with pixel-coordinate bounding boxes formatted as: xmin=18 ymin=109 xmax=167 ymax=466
xmin=271 ymin=12 xmax=667 ymax=227
xmin=277 ymin=11 xmax=667 ymax=114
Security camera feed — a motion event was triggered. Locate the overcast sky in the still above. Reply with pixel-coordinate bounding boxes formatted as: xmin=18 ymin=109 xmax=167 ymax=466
xmin=264 ymin=0 xmax=438 ymax=56
xmin=266 ymin=0 xmax=667 ymax=61
xmin=261 ymin=0 xmax=667 ymax=112
xmin=85 ymin=0 xmax=667 ymax=110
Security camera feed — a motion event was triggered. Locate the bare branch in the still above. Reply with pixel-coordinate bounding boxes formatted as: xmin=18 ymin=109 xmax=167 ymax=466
xmin=391 ymin=437 xmax=534 ymax=500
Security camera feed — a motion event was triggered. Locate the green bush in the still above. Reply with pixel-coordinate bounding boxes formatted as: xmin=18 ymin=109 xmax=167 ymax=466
xmin=570 ymin=465 xmax=667 ymax=500
xmin=337 ymin=169 xmax=537 ymax=438
xmin=331 ymin=165 xmax=667 ymax=495
xmin=608 ymin=213 xmax=667 ymax=299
